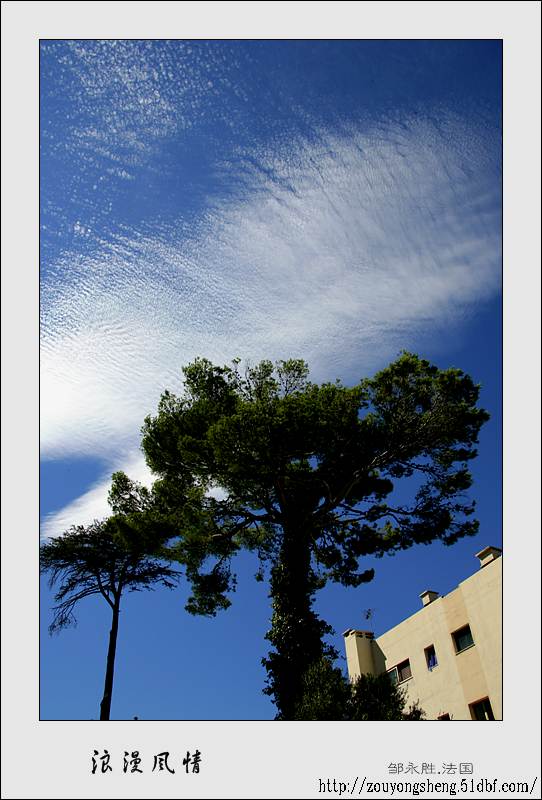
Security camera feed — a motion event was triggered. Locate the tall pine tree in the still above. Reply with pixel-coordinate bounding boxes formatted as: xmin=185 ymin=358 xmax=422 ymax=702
xmin=142 ymin=352 xmax=489 ymax=719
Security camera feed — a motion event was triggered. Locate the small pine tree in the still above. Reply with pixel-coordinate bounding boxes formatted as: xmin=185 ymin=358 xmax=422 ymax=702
xmin=294 ymin=658 xmax=425 ymax=720
xmin=40 ymin=472 xmax=182 ymax=720
xmin=348 ymin=671 xmax=425 ymax=720
xmin=294 ymin=657 xmax=352 ymax=721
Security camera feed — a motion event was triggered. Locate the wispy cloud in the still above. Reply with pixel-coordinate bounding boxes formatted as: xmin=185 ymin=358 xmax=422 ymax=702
xmin=40 ymin=453 xmax=152 ymax=539
xmin=41 ymin=39 xmax=243 ymax=171
xmin=41 ymin=113 xmax=501 ymax=472
xmin=41 ymin=41 xmax=501 ymax=535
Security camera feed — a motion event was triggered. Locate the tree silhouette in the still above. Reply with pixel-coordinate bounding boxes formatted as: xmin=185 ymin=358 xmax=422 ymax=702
xmin=40 ymin=472 xmax=181 ymax=720
xmin=141 ymin=352 xmax=489 ymax=719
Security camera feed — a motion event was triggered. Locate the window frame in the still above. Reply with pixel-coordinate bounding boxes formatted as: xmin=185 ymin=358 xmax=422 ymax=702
xmin=387 ymin=658 xmax=412 ymax=685
xmin=469 ymin=697 xmax=495 ymax=721
xmin=451 ymin=624 xmax=475 ymax=654
xmin=424 ymin=644 xmax=438 ymax=670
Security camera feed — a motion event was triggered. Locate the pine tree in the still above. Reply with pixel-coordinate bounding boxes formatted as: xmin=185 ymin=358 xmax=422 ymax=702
xmin=142 ymin=352 xmax=489 ymax=718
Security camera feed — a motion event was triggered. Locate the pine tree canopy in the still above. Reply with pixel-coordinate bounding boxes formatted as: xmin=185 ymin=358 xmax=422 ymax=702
xmin=141 ymin=352 xmax=489 ymax=718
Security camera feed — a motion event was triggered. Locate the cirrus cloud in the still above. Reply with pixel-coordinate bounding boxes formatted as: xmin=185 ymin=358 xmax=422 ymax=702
xmin=41 ymin=112 xmax=501 ymax=468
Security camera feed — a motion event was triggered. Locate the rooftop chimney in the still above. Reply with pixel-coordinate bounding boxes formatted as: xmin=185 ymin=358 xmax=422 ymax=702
xmin=475 ymin=546 xmax=502 ymax=568
xmin=342 ymin=629 xmax=374 ymax=639
xmin=343 ymin=630 xmax=376 ymax=678
xmin=420 ymin=589 xmax=439 ymax=607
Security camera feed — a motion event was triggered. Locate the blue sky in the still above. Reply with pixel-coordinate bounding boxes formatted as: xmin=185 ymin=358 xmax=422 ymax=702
xmin=40 ymin=39 xmax=502 ymax=721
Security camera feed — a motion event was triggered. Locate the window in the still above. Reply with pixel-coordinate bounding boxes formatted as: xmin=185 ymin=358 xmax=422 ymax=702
xmin=424 ymin=644 xmax=438 ymax=670
xmin=387 ymin=659 xmax=412 ymax=685
xmin=397 ymin=660 xmax=412 ymax=682
xmin=437 ymin=713 xmax=451 ymax=720
xmin=469 ymin=698 xmax=495 ymax=721
xmin=452 ymin=624 xmax=474 ymax=653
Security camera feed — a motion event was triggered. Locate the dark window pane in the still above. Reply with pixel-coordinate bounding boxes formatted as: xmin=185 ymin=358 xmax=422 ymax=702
xmin=453 ymin=625 xmax=474 ymax=652
xmin=471 ymin=698 xmax=494 ymax=720
xmin=397 ymin=659 xmax=411 ymax=682
xmin=387 ymin=668 xmax=398 ymax=685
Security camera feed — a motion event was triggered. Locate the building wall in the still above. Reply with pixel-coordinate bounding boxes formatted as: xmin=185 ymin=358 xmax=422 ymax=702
xmin=344 ymin=553 xmax=502 ymax=720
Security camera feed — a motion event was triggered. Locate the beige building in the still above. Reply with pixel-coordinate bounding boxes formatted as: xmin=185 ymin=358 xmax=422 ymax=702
xmin=343 ymin=546 xmax=502 ymax=720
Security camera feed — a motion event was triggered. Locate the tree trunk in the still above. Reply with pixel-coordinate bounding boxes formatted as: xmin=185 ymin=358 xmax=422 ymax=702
xmin=99 ymin=595 xmax=121 ymax=721
xmin=264 ymin=523 xmax=334 ymax=720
